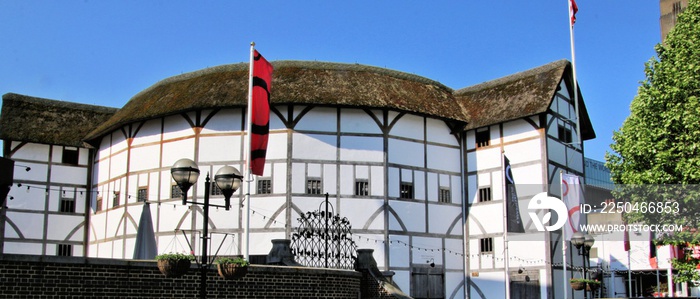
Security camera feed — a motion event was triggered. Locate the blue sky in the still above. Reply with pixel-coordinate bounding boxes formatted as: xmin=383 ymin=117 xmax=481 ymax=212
xmin=0 ymin=1 xmax=660 ymax=162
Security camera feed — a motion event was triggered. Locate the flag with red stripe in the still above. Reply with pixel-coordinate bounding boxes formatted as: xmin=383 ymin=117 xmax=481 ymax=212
xmin=569 ymin=0 xmax=579 ymax=26
xmin=250 ymin=50 xmax=273 ymax=176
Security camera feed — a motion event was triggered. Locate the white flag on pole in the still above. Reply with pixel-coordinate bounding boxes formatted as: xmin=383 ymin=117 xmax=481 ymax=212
xmin=561 ymin=173 xmax=582 ymax=240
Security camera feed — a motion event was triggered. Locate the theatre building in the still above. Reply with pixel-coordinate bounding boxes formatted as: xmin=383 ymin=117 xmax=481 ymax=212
xmin=0 ymin=59 xmax=595 ymax=299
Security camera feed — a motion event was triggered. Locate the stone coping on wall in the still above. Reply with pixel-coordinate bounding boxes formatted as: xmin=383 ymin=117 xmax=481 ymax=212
xmin=0 ymin=253 xmax=362 ymax=278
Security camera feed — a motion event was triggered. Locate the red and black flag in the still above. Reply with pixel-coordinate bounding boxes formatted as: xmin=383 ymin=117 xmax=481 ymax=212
xmin=250 ymin=50 xmax=273 ymax=176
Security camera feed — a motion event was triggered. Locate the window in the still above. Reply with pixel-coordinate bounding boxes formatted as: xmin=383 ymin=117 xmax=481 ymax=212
xmin=478 ymin=187 xmax=492 ymax=202
xmin=438 ymin=187 xmax=451 ymax=203
xmin=210 ymin=182 xmax=223 ymax=196
xmin=558 ymin=125 xmax=573 ymax=144
xmin=476 ymin=128 xmax=490 ymax=148
xmin=137 ymin=187 xmax=148 ymax=202
xmin=59 ymin=196 xmax=75 ymax=213
xmin=257 ymin=179 xmax=272 ymax=194
xmin=95 ymin=197 xmax=103 ymax=212
xmin=355 ymin=180 xmax=369 ymax=196
xmin=307 ymin=179 xmax=322 ymax=195
xmin=112 ymin=192 xmax=120 ymax=208
xmin=62 ymin=147 xmax=79 ymax=165
xmin=57 ymin=244 xmax=72 ymax=257
xmin=673 ymin=1 xmax=682 ymax=16
xmin=400 ymin=183 xmax=414 ymax=199
xmin=171 ymin=185 xmax=182 ymax=199
xmin=480 ymin=238 xmax=494 ymax=254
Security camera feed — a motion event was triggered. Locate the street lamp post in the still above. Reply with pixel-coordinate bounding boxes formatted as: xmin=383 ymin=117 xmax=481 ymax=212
xmin=571 ymin=232 xmax=595 ymax=299
xmin=171 ymin=158 xmax=242 ymax=299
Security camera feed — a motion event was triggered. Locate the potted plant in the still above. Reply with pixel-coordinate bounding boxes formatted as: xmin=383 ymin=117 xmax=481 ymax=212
xmin=155 ymin=252 xmax=194 ymax=278
xmin=570 ymin=278 xmax=600 ymax=291
xmin=586 ymin=279 xmax=601 ymax=291
xmin=216 ymin=256 xmax=249 ymax=280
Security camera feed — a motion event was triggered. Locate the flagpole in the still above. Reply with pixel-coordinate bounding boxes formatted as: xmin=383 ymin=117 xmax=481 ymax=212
xmin=568 ymin=0 xmax=582 ymax=147
xmin=244 ymin=42 xmax=255 ymax=261
xmin=502 ymin=151 xmax=511 ymax=299
xmin=628 ymin=249 xmax=632 ymax=297
xmin=560 ymin=171 xmax=568 ymax=299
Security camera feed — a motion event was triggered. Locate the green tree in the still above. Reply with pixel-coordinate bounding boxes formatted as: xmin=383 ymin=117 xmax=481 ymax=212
xmin=606 ymin=0 xmax=700 ymax=229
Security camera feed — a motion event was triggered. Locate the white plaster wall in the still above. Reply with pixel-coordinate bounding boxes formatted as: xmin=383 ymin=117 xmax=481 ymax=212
xmin=340 ymin=109 xmax=382 ymax=134
xmin=6 ymin=186 xmax=45 ymax=210
xmin=200 ymin=109 xmax=243 ymax=133
xmin=472 ymin=147 xmax=501 ymax=172
xmin=11 ymin=162 xmax=47 ymax=182
xmin=427 ymin=144 xmax=461 ymax=173
xmin=198 ymin=135 xmax=243 ymax=163
xmin=162 ymin=114 xmax=195 ymax=141
xmin=323 ymin=164 xmax=337 ymax=195
xmin=389 ymin=235 xmax=410 ymax=267
xmin=272 ymin=163 xmax=287 ymax=194
xmin=47 ymin=214 xmax=84 ymax=241
xmin=4 ymin=242 xmax=43 ymax=255
xmin=388 ymin=138 xmax=424 ymax=168
xmin=161 ymin=138 xmax=195 ymax=169
xmin=503 ymin=138 xmax=543 ymax=165
xmin=292 ymin=133 xmax=336 ymax=161
xmin=470 ymin=272 xmax=506 ymax=298
xmin=389 ymin=113 xmax=424 ymax=140
xmin=10 ymin=142 xmax=50 ymax=161
xmin=339 ymin=136 xmax=383 ymax=162
xmin=339 ymin=197 xmax=384 ymax=230
xmin=50 ymin=165 xmax=89 ymax=185
xmin=129 ymin=145 xmax=160 ymax=172
xmin=426 ymin=118 xmax=459 ymax=146
xmin=265 ymin=132 xmax=288 ymax=161
xmin=389 ymin=200 xmax=425 ymax=232
xmin=130 ymin=119 xmax=162 ymax=146
xmin=6 ymin=211 xmax=44 ymax=239
xmin=370 ymin=166 xmax=384 ymax=196
xmin=428 ymin=204 xmax=462 ymax=235
xmin=295 ymin=107 xmax=337 ymax=132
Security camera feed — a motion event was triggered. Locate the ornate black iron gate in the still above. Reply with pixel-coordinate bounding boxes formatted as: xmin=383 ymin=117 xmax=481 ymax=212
xmin=291 ymin=193 xmax=357 ymax=269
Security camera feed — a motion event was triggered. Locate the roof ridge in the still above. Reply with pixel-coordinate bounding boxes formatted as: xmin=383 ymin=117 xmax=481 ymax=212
xmin=454 ymin=59 xmax=570 ymax=95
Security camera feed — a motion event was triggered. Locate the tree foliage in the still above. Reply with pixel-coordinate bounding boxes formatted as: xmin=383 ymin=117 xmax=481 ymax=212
xmin=606 ymin=0 xmax=700 ymax=228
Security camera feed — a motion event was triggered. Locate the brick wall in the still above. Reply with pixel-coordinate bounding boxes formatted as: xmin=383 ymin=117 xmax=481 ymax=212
xmin=0 ymin=254 xmax=361 ymax=298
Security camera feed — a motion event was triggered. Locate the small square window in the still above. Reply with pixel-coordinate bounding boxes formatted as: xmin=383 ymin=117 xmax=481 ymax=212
xmin=479 ymin=238 xmax=493 ymax=254
xmin=400 ymin=183 xmax=414 ymax=199
xmin=257 ymin=179 xmax=272 ymax=194
xmin=439 ymin=187 xmax=451 ymax=203
xmin=171 ymin=185 xmax=183 ymax=199
xmin=112 ymin=192 xmax=120 ymax=208
xmin=95 ymin=197 xmax=103 ymax=212
xmin=57 ymin=244 xmax=73 ymax=257
xmin=476 ymin=128 xmax=490 ymax=148
xmin=59 ymin=197 xmax=75 ymax=213
xmin=62 ymin=147 xmax=79 ymax=165
xmin=355 ymin=180 xmax=369 ymax=196
xmin=307 ymin=179 xmax=322 ymax=195
xmin=478 ymin=187 xmax=492 ymax=202
xmin=137 ymin=188 xmax=148 ymax=202
xmin=558 ymin=125 xmax=573 ymax=144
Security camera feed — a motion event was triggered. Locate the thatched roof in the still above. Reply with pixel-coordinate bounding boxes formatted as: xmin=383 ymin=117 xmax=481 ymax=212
xmin=1 ymin=60 xmax=595 ymax=148
xmin=84 ymin=61 xmax=462 ymax=142
xmin=455 ymin=59 xmax=595 ymax=140
xmin=0 ymin=93 xmax=118 ymax=148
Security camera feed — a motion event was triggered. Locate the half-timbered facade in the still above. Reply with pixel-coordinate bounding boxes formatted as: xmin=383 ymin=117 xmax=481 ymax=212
xmin=0 ymin=59 xmax=595 ymax=299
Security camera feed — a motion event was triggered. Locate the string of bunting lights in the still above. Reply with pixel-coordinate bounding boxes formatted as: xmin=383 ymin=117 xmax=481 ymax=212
xmin=7 ymin=184 xmax=674 ymax=275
